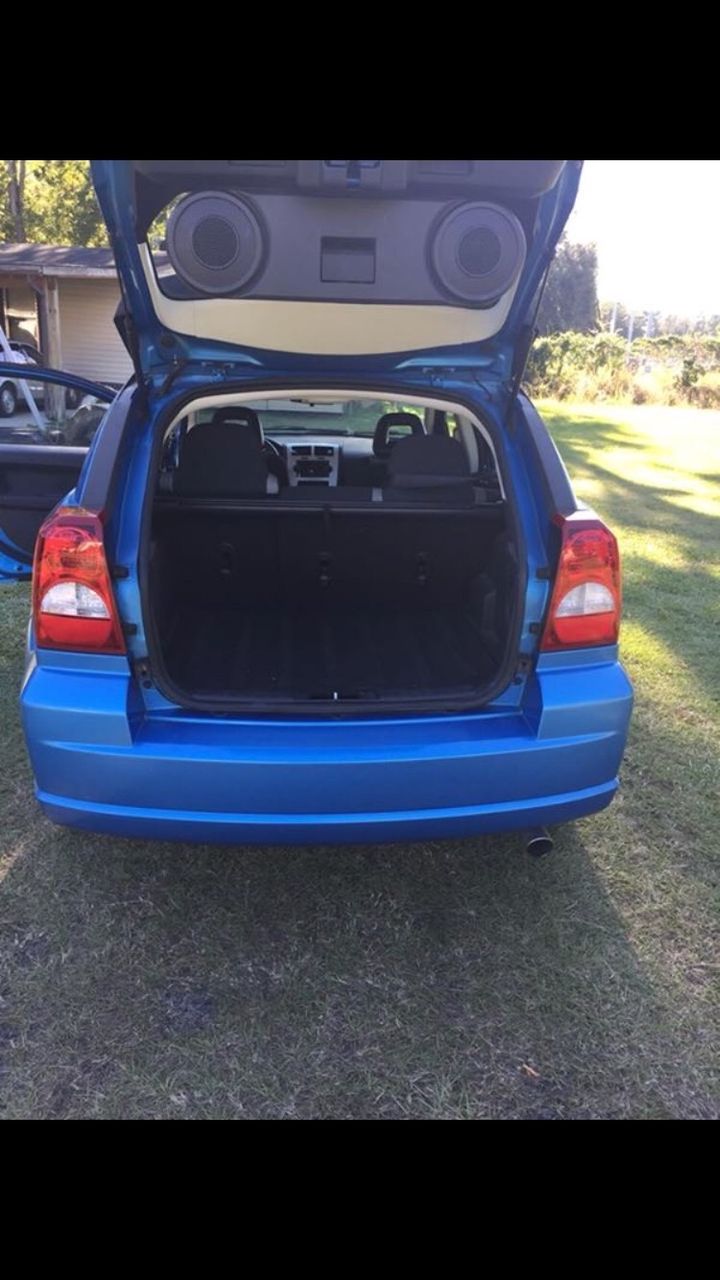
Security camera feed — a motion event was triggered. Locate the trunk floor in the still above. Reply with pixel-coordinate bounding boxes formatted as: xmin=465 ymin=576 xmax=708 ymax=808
xmin=163 ymin=603 xmax=497 ymax=701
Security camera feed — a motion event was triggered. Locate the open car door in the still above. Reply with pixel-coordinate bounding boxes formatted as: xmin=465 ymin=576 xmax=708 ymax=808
xmin=0 ymin=364 xmax=116 ymax=580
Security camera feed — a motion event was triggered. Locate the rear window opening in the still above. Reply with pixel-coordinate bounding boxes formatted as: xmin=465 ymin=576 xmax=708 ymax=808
xmin=141 ymin=389 xmax=525 ymax=716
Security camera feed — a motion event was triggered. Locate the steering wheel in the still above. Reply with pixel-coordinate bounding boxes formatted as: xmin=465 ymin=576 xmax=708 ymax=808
xmin=263 ymin=437 xmax=283 ymax=460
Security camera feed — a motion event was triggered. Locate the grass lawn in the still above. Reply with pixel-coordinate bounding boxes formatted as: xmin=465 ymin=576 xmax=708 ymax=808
xmin=1 ymin=401 xmax=718 ymax=1119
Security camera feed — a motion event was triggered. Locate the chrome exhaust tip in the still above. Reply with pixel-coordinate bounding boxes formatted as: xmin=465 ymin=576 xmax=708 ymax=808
xmin=526 ymin=828 xmax=554 ymax=858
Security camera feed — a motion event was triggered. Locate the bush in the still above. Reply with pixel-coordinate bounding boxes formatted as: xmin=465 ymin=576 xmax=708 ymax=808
xmin=525 ymin=331 xmax=720 ymax=407
xmin=691 ymin=370 xmax=720 ymax=410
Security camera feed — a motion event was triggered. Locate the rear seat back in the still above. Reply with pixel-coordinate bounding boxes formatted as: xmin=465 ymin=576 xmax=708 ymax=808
xmin=384 ymin=433 xmax=475 ymax=505
xmin=153 ymin=497 xmax=505 ymax=609
xmin=174 ymin=414 xmax=278 ymax=497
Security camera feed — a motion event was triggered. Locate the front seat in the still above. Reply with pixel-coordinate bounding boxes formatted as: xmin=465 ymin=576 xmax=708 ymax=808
xmin=370 ymin=410 xmax=425 ymax=485
xmin=372 ymin=411 xmax=425 ymax=459
xmin=174 ymin=407 xmax=279 ymax=496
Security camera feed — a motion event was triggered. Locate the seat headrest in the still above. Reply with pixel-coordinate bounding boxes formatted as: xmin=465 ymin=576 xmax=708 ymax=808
xmin=175 ymin=418 xmax=270 ymax=496
xmin=211 ymin=406 xmax=264 ymax=447
xmin=372 ymin=411 xmax=424 ymax=458
xmin=387 ymin=434 xmax=471 ymax=485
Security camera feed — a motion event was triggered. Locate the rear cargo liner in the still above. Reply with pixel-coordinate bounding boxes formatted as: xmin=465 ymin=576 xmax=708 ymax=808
xmin=163 ymin=601 xmax=498 ymax=704
xmin=138 ymin=382 xmax=528 ymax=718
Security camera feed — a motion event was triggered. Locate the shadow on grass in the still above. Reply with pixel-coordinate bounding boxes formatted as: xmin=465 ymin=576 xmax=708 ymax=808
xmin=1 ymin=419 xmax=718 ymax=1120
xmin=1 ymin=815 xmax=714 ymax=1120
xmin=545 ymin=410 xmax=720 ymax=694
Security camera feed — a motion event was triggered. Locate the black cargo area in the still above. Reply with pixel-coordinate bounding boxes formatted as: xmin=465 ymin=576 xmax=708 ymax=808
xmin=147 ymin=498 xmax=519 ymax=709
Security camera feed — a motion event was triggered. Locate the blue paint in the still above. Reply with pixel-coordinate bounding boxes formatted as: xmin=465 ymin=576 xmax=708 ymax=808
xmin=18 ymin=160 xmax=634 ymax=845
xmin=20 ymin=365 xmax=634 ymax=845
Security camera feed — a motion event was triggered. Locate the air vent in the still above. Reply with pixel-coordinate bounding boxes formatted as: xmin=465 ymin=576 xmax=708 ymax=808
xmin=291 ymin=445 xmax=312 ymax=456
xmin=314 ymin=446 xmax=334 ymax=457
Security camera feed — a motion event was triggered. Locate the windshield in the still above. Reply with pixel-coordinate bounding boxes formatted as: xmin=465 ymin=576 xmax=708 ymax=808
xmin=194 ymin=399 xmax=423 ymax=438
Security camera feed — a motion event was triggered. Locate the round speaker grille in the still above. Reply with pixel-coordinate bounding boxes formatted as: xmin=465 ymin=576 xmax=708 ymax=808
xmin=192 ymin=216 xmax=240 ymax=269
xmin=430 ymin=202 xmax=526 ymax=304
xmin=457 ymin=226 xmax=502 ymax=276
xmin=167 ymin=191 xmax=265 ymax=295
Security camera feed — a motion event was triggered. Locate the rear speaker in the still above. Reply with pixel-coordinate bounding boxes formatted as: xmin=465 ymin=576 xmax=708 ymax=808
xmin=428 ymin=202 xmax=526 ymax=305
xmin=166 ymin=191 xmax=266 ymax=294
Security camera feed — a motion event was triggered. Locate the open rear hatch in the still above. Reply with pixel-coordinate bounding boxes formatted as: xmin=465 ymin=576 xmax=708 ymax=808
xmin=87 ymin=161 xmax=583 ymax=715
xmin=91 ymin=159 xmax=582 ymax=379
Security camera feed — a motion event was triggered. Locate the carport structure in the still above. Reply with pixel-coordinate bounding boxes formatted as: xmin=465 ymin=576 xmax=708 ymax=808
xmin=0 ymin=243 xmax=137 ymax=388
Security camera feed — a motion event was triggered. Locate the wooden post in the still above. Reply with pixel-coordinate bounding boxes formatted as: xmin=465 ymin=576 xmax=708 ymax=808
xmin=44 ymin=276 xmax=66 ymax=424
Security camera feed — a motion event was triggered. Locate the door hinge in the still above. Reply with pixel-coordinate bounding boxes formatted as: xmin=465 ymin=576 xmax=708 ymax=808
xmin=159 ymin=356 xmax=190 ymax=397
xmin=419 ymin=366 xmax=489 ymax=388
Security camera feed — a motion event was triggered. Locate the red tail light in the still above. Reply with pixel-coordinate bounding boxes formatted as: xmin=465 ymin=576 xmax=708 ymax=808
xmin=32 ymin=507 xmax=126 ymax=654
xmin=540 ymin=512 xmax=621 ymax=651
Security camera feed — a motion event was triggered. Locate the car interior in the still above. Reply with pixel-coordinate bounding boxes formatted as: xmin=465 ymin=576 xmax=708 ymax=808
xmin=147 ymin=395 xmax=520 ymax=710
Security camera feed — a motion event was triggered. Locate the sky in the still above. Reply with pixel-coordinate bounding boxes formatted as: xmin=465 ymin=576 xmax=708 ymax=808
xmin=563 ymin=160 xmax=720 ymax=319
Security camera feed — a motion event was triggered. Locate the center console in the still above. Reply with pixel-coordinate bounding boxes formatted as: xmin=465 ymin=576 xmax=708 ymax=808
xmin=286 ymin=441 xmax=341 ymax=487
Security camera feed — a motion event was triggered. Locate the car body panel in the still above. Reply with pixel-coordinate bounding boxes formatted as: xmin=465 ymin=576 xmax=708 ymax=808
xmin=22 ymin=645 xmax=632 ymax=842
xmin=0 ymin=362 xmax=115 ymax=404
xmin=0 ymin=444 xmax=87 ymax=579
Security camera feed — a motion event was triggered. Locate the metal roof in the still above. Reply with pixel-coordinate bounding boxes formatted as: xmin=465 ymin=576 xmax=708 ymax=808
xmin=0 ymin=242 xmax=169 ymax=278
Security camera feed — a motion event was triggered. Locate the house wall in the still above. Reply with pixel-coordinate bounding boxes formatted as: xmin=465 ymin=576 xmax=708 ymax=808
xmin=58 ymin=278 xmax=133 ymax=384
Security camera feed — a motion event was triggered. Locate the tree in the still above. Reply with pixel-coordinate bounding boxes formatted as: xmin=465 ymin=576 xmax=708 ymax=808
xmin=24 ymin=161 xmax=107 ymax=246
xmin=0 ymin=160 xmax=107 ymax=247
xmin=536 ymin=236 xmax=598 ymax=334
xmin=599 ymin=303 xmax=662 ymax=339
xmin=5 ymin=160 xmax=26 ymax=240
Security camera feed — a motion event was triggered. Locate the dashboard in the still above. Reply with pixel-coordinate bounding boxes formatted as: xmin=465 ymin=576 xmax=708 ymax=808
xmin=267 ymin=434 xmax=379 ymax=488
xmin=283 ymin=439 xmax=341 ymax=487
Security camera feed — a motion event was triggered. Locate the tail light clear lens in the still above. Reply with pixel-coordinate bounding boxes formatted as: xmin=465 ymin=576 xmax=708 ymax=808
xmin=540 ymin=513 xmax=621 ymax=651
xmin=32 ymin=507 xmax=126 ymax=653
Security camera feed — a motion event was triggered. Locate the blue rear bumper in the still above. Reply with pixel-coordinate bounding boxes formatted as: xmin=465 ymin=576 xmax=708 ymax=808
xmin=21 ymin=647 xmax=633 ymax=845
xmin=37 ymin=780 xmax=617 ymax=843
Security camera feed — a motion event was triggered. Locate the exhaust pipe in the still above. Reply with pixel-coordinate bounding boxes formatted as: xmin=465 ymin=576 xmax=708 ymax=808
xmin=526 ymin=827 xmax=554 ymax=858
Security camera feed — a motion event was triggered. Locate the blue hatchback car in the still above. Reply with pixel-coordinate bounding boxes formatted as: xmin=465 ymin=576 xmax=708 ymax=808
xmin=1 ymin=159 xmax=633 ymax=848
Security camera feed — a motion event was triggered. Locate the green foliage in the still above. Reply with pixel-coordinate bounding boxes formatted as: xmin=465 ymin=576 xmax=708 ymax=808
xmin=0 ymin=160 xmax=107 ymax=247
xmin=676 ymin=356 xmax=700 ymax=392
xmin=0 ymin=164 xmax=11 ymax=239
xmin=526 ymin=330 xmax=720 ymax=407
xmin=537 ymin=236 xmax=599 ymax=334
xmin=692 ymin=369 xmax=720 ymax=409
